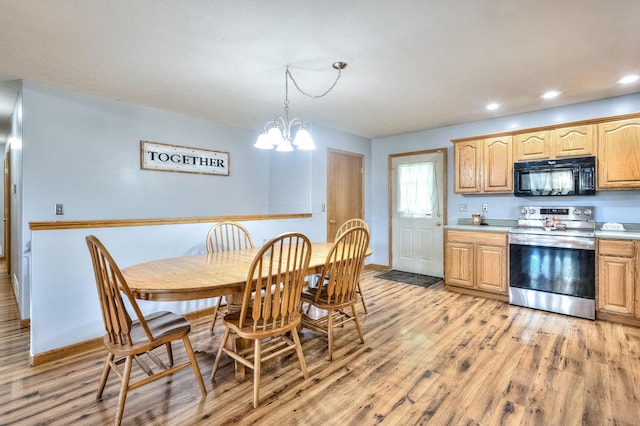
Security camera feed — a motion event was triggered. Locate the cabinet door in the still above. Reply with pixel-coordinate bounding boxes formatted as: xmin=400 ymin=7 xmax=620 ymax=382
xmin=598 ymin=118 xmax=640 ymax=189
xmin=552 ymin=124 xmax=595 ymax=158
xmin=454 ymin=140 xmax=481 ymax=193
xmin=483 ymin=136 xmax=513 ymax=192
xmin=475 ymin=244 xmax=507 ymax=294
xmin=598 ymin=255 xmax=635 ymax=315
xmin=514 ymin=131 xmax=550 ymax=161
xmin=445 ymin=242 xmax=474 ymax=288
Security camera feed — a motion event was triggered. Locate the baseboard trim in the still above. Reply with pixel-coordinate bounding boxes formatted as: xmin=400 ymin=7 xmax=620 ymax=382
xmin=29 ymin=306 xmax=215 ymax=366
xmin=365 ymin=264 xmax=389 ymax=272
xmin=596 ymin=311 xmax=640 ymax=327
xmin=30 ymin=337 xmax=104 ymax=367
xmin=446 ymin=284 xmax=509 ymax=302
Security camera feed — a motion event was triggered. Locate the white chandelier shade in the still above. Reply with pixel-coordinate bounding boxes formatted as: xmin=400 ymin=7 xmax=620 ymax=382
xmin=254 ymin=116 xmax=315 ymax=152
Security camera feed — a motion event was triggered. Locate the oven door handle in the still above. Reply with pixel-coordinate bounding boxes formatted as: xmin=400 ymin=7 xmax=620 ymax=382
xmin=508 ymin=234 xmax=595 ymax=250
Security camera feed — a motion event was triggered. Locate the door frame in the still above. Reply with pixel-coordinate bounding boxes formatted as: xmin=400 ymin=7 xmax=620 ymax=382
xmin=388 ymin=148 xmax=448 ymax=269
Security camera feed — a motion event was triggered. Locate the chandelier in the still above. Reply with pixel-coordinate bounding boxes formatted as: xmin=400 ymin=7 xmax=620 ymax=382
xmin=254 ymin=61 xmax=347 ymax=152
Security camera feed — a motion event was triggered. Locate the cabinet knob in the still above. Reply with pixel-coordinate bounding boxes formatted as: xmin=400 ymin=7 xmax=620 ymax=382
xmin=329 ymin=219 xmax=336 ymax=224
xmin=436 ymin=222 xmax=442 ymax=226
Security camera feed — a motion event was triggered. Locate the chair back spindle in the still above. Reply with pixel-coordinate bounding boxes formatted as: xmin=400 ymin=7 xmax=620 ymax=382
xmin=334 ymin=218 xmax=369 ymax=242
xmin=317 ymin=226 xmax=370 ymax=306
xmin=332 ymin=218 xmax=370 ymax=313
xmin=240 ymin=233 xmax=311 ymax=332
xmin=207 ymin=221 xmax=254 ymax=253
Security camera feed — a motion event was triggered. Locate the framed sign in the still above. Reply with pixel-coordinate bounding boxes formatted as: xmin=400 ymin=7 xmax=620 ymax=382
xmin=140 ymin=140 xmax=230 ymax=176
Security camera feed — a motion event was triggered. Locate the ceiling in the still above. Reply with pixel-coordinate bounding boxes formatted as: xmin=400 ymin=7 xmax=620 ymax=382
xmin=1 ymin=0 xmax=639 ymax=145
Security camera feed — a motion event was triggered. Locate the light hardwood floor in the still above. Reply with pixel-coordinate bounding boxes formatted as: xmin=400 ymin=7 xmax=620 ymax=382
xmin=1 ymin=263 xmax=639 ymax=425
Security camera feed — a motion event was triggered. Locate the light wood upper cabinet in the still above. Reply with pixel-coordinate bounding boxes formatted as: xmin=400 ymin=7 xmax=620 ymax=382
xmin=454 ymin=140 xmax=481 ymax=193
xmin=597 ymin=239 xmax=637 ymax=317
xmin=453 ymin=136 xmax=512 ymax=194
xmin=514 ymin=125 xmax=595 ymax=161
xmin=552 ymin=124 xmax=596 ymax=158
xmin=513 ymin=131 xmax=550 ymax=161
xmin=598 ymin=117 xmax=640 ymax=189
xmin=483 ymin=136 xmax=513 ymax=192
xmin=452 ymin=112 xmax=640 ymax=193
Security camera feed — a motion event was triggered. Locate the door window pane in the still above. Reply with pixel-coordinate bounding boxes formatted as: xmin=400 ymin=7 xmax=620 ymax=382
xmin=398 ymin=162 xmax=437 ymax=218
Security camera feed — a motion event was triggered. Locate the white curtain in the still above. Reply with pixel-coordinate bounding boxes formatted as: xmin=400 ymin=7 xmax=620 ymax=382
xmin=398 ymin=162 xmax=437 ymax=218
xmin=530 ymin=170 xmax=573 ymax=195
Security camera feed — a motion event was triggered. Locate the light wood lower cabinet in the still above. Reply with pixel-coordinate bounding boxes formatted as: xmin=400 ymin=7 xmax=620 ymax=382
xmin=597 ymin=239 xmax=639 ymax=319
xmin=445 ymin=230 xmax=508 ymax=300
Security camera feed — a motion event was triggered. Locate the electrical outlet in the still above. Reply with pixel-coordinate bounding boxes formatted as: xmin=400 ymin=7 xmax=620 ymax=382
xmin=482 ymin=203 xmax=488 ymax=212
xmin=459 ymin=203 xmax=468 ymax=212
xmin=55 ymin=203 xmax=64 ymax=215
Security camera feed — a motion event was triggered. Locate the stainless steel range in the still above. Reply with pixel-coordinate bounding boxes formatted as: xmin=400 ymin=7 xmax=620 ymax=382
xmin=508 ymin=206 xmax=596 ymax=320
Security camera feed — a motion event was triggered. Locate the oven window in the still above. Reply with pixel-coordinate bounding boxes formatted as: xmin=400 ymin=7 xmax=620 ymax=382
xmin=509 ymin=244 xmax=595 ymax=298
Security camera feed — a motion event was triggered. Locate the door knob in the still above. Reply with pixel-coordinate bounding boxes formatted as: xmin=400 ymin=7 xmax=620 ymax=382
xmin=436 ymin=222 xmax=442 ymax=226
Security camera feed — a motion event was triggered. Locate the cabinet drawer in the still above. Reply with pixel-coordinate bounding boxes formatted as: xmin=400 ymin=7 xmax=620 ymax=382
xmin=446 ymin=230 xmax=507 ymax=246
xmin=598 ymin=239 xmax=635 ymax=257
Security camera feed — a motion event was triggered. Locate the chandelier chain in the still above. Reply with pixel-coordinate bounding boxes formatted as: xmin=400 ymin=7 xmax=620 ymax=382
xmin=286 ymin=67 xmax=343 ymax=100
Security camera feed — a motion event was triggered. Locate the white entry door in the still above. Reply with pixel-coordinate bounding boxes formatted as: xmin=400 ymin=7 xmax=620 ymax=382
xmin=391 ymin=150 xmax=445 ymax=277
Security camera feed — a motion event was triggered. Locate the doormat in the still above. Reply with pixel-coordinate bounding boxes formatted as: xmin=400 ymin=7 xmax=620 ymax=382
xmin=376 ymin=270 xmax=442 ymax=288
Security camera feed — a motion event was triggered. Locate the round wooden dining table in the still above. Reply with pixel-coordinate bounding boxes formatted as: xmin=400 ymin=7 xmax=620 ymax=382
xmin=122 ymin=242 xmax=359 ymax=301
xmin=121 ymin=242 xmax=371 ymax=380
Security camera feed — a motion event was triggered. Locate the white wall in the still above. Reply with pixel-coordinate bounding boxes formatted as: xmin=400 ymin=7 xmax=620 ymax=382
xmin=20 ymin=81 xmax=371 ymax=355
xmin=29 ymin=218 xmax=314 ymax=354
xmin=21 ymin=82 xmax=270 ymax=221
xmin=370 ymin=93 xmax=640 ymax=267
xmin=8 ymin=93 xmax=25 ymax=314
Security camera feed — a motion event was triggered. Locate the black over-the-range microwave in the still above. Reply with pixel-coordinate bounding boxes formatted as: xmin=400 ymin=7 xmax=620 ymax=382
xmin=513 ymin=156 xmax=596 ymax=197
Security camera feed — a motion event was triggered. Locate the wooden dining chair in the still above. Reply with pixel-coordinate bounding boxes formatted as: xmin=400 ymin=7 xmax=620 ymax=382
xmin=300 ymin=226 xmax=370 ymax=361
xmin=206 ymin=221 xmax=255 ymax=335
xmin=334 ymin=218 xmax=370 ymax=313
xmin=86 ymin=235 xmax=207 ymax=426
xmin=210 ymin=232 xmax=311 ymax=408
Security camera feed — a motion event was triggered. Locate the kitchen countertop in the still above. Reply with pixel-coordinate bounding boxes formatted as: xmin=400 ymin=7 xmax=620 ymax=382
xmin=445 ymin=224 xmax=515 ymax=233
xmin=595 ymin=222 xmax=640 ymax=240
xmin=595 ymin=229 xmax=640 ymax=240
xmin=446 ymin=220 xmax=640 ymax=240
xmin=446 ymin=218 xmax=516 ymax=233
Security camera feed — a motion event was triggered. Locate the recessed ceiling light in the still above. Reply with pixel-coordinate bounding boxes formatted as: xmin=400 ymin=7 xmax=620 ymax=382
xmin=486 ymin=103 xmax=499 ymax=110
xmin=618 ymin=74 xmax=639 ymax=84
xmin=541 ymin=91 xmax=561 ymax=99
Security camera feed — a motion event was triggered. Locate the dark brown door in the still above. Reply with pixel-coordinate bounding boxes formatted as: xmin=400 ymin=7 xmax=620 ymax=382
xmin=326 ymin=149 xmax=364 ymax=241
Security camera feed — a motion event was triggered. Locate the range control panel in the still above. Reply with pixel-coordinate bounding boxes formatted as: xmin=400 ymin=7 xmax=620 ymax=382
xmin=518 ymin=206 xmax=594 ymax=222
